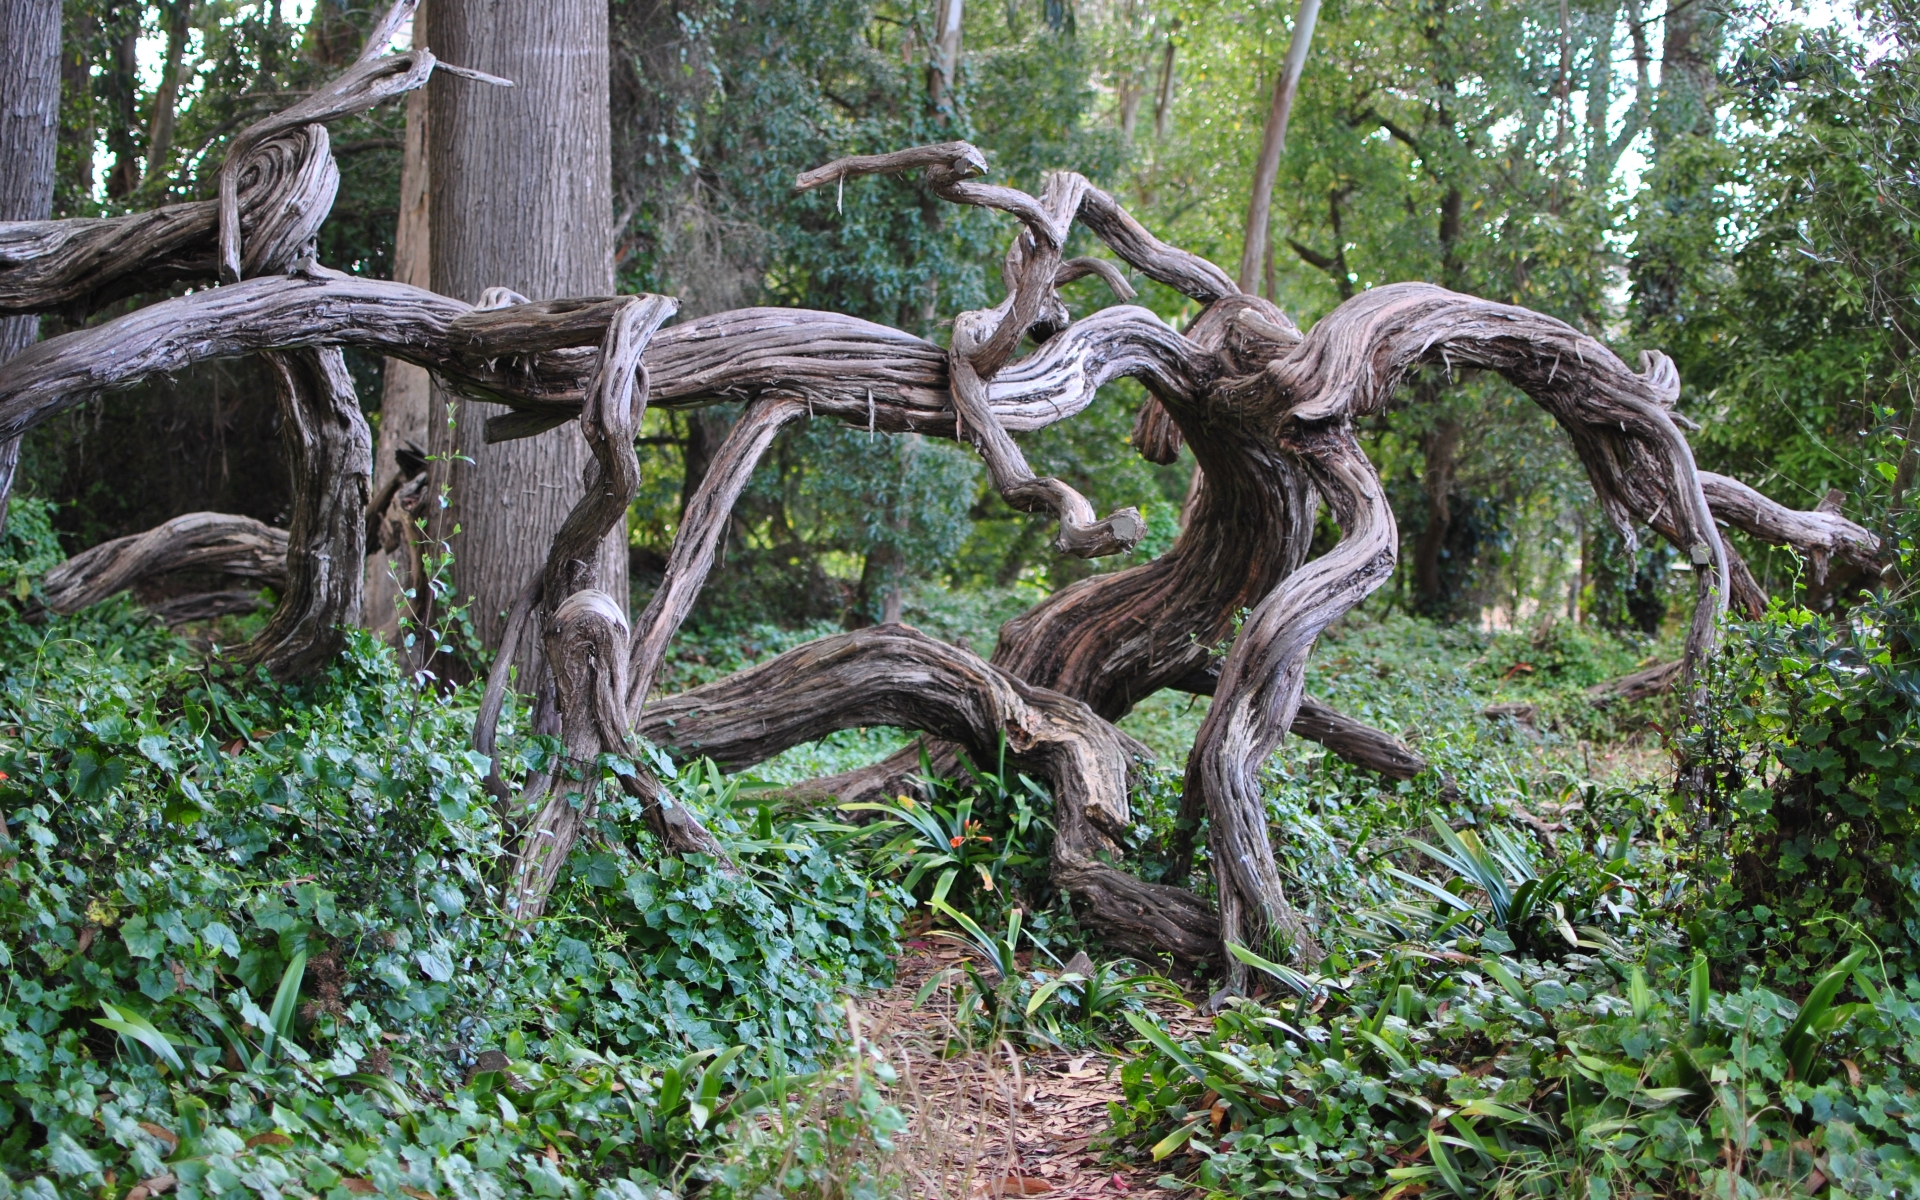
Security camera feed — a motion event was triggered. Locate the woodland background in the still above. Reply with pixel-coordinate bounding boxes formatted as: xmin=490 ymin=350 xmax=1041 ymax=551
xmin=4 ymin=0 xmax=1920 ymax=1198
xmin=18 ymin=0 xmax=1908 ymax=634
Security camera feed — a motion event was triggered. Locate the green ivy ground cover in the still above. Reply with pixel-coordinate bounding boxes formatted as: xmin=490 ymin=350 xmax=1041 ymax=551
xmin=0 ymin=500 xmax=908 ymax=1199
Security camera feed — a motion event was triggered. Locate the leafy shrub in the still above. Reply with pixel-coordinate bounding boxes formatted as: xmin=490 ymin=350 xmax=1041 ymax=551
xmin=1111 ymin=943 xmax=1920 ymax=1198
xmin=1683 ymin=599 xmax=1920 ymax=984
xmin=0 ymin=615 xmax=904 ymax=1197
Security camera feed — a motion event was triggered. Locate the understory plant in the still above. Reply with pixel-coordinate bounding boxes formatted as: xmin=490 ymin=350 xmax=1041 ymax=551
xmin=1682 ymin=597 xmax=1920 ymax=986
xmin=1113 ymin=942 xmax=1920 ymax=1198
xmin=0 ymin=606 xmax=903 ymax=1198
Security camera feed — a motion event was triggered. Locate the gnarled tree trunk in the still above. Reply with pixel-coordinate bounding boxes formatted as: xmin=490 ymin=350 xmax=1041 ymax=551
xmin=0 ymin=94 xmax=1884 ymax=973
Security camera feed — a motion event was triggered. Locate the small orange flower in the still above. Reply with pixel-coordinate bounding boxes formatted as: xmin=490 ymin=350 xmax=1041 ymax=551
xmin=950 ymin=836 xmax=964 ymax=848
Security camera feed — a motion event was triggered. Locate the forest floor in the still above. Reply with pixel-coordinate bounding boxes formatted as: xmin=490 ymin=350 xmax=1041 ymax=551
xmin=861 ymin=939 xmax=1195 ymax=1197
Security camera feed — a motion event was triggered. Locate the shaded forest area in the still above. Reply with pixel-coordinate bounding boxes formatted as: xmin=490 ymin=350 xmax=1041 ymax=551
xmin=2 ymin=0 xmax=1920 ymax=1197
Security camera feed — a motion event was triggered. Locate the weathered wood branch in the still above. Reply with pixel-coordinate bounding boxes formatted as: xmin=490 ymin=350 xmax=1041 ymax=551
xmin=0 ymin=276 xmax=1211 ymax=488
xmin=216 ymin=9 xmax=434 ymax=282
xmin=1587 ymin=659 xmax=1683 ymax=705
xmin=1169 ymin=660 xmax=1428 ymax=780
xmin=236 ymin=347 xmax=370 ymax=678
xmin=1699 ymin=471 xmax=1880 ymax=587
xmin=640 ymin=626 xmax=1220 ymax=961
xmin=40 ymin=512 xmax=287 ymax=614
xmin=508 ymin=296 xmax=719 ymax=920
xmin=2 ymin=97 xmax=1883 ymax=979
xmin=0 ymin=36 xmax=433 ymax=317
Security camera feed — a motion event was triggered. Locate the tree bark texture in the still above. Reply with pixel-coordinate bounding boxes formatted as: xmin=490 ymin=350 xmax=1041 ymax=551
xmin=497 ymin=296 xmax=720 ymax=918
xmin=0 ymin=0 xmax=61 ymax=532
xmin=424 ymin=0 xmax=625 ymax=665
xmin=366 ymin=83 xmax=434 ymax=642
xmin=0 ymin=113 xmax=1884 ymax=967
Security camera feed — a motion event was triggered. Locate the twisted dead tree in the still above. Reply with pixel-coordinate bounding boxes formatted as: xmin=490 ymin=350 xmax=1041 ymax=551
xmin=37 ymin=512 xmax=287 ymax=624
xmin=0 ymin=44 xmax=1881 ymax=973
xmin=0 ymin=2 xmax=446 ymax=672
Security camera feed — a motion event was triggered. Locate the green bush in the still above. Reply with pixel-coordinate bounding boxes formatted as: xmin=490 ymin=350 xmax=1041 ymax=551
xmin=0 ymin=612 xmax=904 ymax=1197
xmin=1683 ymin=600 xmax=1920 ymax=984
xmin=1111 ymin=943 xmax=1920 ymax=1198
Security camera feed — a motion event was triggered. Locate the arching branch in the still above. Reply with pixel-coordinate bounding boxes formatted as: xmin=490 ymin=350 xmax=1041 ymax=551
xmin=640 ymin=626 xmax=1220 ymax=961
xmin=39 ymin=513 xmax=287 ymax=615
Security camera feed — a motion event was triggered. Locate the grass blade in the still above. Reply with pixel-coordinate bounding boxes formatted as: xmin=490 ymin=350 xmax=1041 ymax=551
xmin=94 ymin=1003 xmax=186 ymax=1072
xmin=1784 ymin=947 xmax=1869 ymax=1081
xmin=264 ymin=950 xmax=307 ymax=1059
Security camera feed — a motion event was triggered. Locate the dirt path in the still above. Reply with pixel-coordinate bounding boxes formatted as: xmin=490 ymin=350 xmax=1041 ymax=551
xmin=858 ymin=939 xmax=1203 ymax=1198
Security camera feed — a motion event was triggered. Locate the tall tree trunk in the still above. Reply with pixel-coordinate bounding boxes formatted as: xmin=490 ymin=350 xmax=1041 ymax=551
xmin=929 ymin=0 xmax=963 ymax=114
xmin=0 ymin=0 xmax=60 ymax=531
xmin=1631 ymin=0 xmax=1721 ymax=325
xmin=60 ymin=6 xmax=97 ymax=202
xmin=366 ymin=83 xmax=432 ymax=641
xmin=1153 ymin=33 xmax=1177 ymax=139
xmin=103 ymin=13 xmax=139 ymax=199
xmin=146 ymin=1 xmax=193 ymax=186
xmin=1236 ymin=0 xmax=1321 ymax=293
xmin=424 ymin=0 xmax=626 ymax=666
xmin=1411 ymin=398 xmax=1460 ymax=614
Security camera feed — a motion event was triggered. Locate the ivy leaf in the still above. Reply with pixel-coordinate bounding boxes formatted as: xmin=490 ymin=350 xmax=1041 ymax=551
xmin=137 ymin=734 xmax=177 ymax=772
xmin=68 ymin=748 xmax=128 ymax=802
xmin=121 ymin=914 xmax=165 ymax=960
xmin=201 ymin=921 xmax=242 ymax=960
xmin=414 ymin=944 xmax=455 ymax=983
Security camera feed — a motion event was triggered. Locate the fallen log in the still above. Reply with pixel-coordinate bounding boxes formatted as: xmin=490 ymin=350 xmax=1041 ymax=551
xmin=1586 ymin=660 xmax=1684 ymax=706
